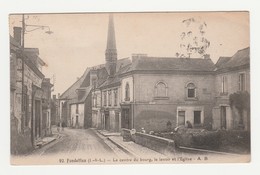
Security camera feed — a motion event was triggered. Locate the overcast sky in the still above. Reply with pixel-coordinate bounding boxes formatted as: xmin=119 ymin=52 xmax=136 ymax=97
xmin=9 ymin=12 xmax=249 ymax=95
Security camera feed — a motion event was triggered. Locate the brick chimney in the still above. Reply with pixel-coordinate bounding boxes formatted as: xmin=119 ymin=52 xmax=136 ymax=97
xmin=13 ymin=27 xmax=22 ymax=46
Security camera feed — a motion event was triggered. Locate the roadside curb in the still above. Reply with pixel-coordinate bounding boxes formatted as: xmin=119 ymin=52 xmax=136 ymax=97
xmin=107 ymin=137 xmax=138 ymax=158
xmin=95 ymin=129 xmax=138 ymax=157
xmin=35 ymin=133 xmax=62 ymax=149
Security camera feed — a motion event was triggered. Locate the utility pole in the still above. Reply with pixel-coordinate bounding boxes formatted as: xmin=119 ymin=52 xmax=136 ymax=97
xmin=21 ymin=14 xmax=25 ymax=132
xmin=19 ymin=14 xmax=53 ymax=133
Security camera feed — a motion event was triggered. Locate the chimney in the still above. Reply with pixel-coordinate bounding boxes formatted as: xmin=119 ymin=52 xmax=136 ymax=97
xmin=58 ymin=93 xmax=60 ymax=99
xmin=53 ymin=95 xmax=56 ymax=101
xmin=13 ymin=27 xmax=22 ymax=46
xmin=203 ymin=54 xmax=210 ymax=59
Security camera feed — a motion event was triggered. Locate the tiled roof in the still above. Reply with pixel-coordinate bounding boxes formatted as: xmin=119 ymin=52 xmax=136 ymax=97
xmin=98 ymin=58 xmax=131 ymax=89
xmin=215 ymin=57 xmax=231 ymax=69
xmin=218 ymin=47 xmax=250 ymax=70
xmin=60 ymin=68 xmax=90 ymax=99
xmin=130 ymin=56 xmax=216 ymax=72
xmin=60 ymin=58 xmax=131 ymax=100
xmin=69 ymin=86 xmax=92 ymax=104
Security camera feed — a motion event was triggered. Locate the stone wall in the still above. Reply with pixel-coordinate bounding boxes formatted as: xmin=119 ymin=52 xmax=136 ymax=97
xmin=135 ymin=132 xmax=175 ymax=155
xmin=121 ymin=129 xmax=176 ymax=155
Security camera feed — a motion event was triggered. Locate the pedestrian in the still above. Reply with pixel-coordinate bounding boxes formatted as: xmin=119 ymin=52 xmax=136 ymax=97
xmin=186 ymin=120 xmax=193 ymax=128
xmin=62 ymin=121 xmax=65 ymax=131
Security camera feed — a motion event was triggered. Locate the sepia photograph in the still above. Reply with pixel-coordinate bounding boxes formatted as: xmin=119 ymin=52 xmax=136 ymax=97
xmin=9 ymin=11 xmax=250 ymax=165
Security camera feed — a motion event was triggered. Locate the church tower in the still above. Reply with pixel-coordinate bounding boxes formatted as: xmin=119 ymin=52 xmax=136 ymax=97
xmin=105 ymin=14 xmax=117 ymax=77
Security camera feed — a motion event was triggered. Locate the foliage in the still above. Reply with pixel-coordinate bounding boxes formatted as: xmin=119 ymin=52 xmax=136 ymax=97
xmin=229 ymin=91 xmax=250 ymax=112
xmin=176 ymin=17 xmax=210 ymax=58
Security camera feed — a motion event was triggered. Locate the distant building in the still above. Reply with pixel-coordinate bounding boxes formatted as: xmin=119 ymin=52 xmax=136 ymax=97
xmin=50 ymin=94 xmax=59 ymax=126
xmin=41 ymin=78 xmax=53 ymax=135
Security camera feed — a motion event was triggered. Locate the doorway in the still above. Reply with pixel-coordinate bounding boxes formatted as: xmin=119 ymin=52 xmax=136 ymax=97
xmin=105 ymin=113 xmax=110 ymax=130
xmin=194 ymin=111 xmax=201 ymax=125
xmin=178 ymin=111 xmax=185 ymax=126
xmin=121 ymin=109 xmax=130 ymax=129
xmin=115 ymin=112 xmax=119 ymax=132
xmin=35 ymin=100 xmax=41 ymax=139
xmin=220 ymin=106 xmax=227 ymax=129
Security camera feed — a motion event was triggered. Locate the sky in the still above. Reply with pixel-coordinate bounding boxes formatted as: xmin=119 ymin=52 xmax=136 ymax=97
xmin=9 ymin=12 xmax=249 ymax=95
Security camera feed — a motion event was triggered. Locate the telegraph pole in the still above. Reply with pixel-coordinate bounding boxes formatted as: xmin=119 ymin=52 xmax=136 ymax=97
xmin=21 ymin=14 xmax=25 ymax=132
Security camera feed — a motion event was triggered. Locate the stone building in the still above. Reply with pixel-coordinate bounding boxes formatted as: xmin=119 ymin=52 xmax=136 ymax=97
xmin=213 ymin=47 xmax=250 ymax=131
xmin=117 ymin=56 xmax=216 ymax=132
xmin=60 ymin=14 xmax=250 ymax=134
xmin=59 ymin=15 xmax=130 ymax=130
xmin=41 ymin=78 xmax=53 ymax=135
xmin=10 ymin=27 xmax=52 ymax=154
xmin=50 ymin=94 xmax=59 ymax=125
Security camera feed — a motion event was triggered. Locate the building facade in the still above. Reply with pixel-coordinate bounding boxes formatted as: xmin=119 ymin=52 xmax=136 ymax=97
xmin=213 ymin=48 xmax=250 ymax=131
xmin=10 ymin=27 xmax=53 ymax=154
xmin=60 ymin=14 xmax=250 ymax=134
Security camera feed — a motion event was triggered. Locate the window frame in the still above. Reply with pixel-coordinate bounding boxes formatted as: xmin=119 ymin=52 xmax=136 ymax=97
xmin=194 ymin=110 xmax=202 ymax=125
xmin=239 ymin=73 xmax=246 ymax=91
xmin=186 ymin=82 xmax=197 ymax=100
xmin=114 ymin=88 xmax=118 ymax=106
xmin=125 ymin=83 xmax=130 ymax=101
xmin=103 ymin=91 xmax=107 ymax=107
xmin=108 ymin=90 xmax=112 ymax=106
xmin=154 ymin=81 xmax=169 ymax=100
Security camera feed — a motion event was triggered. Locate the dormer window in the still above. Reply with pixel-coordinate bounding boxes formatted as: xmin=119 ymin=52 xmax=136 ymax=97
xmin=92 ymin=78 xmax=97 ymax=88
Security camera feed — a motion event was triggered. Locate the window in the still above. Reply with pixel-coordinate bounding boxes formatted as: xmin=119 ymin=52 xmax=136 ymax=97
xmin=221 ymin=76 xmax=228 ymax=95
xmin=187 ymin=83 xmax=196 ymax=98
xmin=155 ymin=82 xmax=167 ymax=97
xmin=92 ymin=94 xmax=97 ymax=107
xmin=178 ymin=111 xmax=185 ymax=125
xmin=114 ymin=89 xmax=118 ymax=106
xmin=92 ymin=78 xmax=97 ymax=88
xmin=239 ymin=73 xmax=245 ymax=91
xmin=194 ymin=111 xmax=201 ymax=125
xmin=108 ymin=90 xmax=112 ymax=106
xmin=76 ymin=104 xmax=79 ymax=114
xmin=104 ymin=91 xmax=107 ymax=106
xmin=125 ymin=83 xmax=130 ymax=101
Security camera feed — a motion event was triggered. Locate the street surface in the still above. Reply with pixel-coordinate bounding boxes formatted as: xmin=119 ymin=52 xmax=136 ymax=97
xmin=11 ymin=128 xmax=250 ymax=165
xmin=36 ymin=128 xmax=127 ymax=156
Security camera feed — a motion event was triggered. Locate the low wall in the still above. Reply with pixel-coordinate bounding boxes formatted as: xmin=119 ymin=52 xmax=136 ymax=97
xmin=135 ymin=132 xmax=175 ymax=155
xmin=121 ymin=128 xmax=176 ymax=155
xmin=121 ymin=128 xmax=135 ymax=142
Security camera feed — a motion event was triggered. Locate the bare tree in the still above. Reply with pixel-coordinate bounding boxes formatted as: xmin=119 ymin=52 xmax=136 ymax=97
xmin=176 ymin=17 xmax=210 ymax=58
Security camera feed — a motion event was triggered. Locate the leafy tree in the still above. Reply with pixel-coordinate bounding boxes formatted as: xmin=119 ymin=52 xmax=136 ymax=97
xmin=229 ymin=91 xmax=250 ymax=127
xmin=176 ymin=17 xmax=210 ymax=58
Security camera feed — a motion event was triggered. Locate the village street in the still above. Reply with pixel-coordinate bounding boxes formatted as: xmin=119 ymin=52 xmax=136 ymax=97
xmin=27 ymin=128 xmax=131 ymax=160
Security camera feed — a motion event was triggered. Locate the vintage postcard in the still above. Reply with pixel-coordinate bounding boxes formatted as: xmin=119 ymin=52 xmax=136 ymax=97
xmin=9 ymin=12 xmax=250 ymax=165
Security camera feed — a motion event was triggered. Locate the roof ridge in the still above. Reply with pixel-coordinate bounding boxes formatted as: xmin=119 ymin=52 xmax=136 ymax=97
xmin=60 ymin=67 xmax=90 ymax=98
